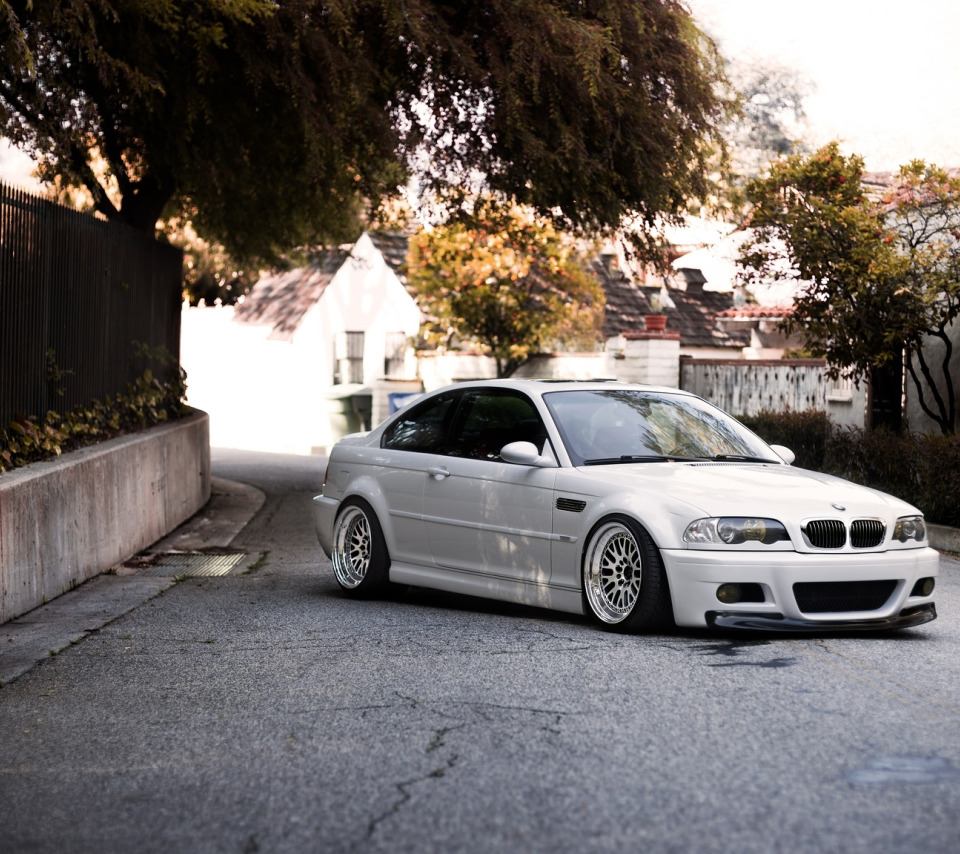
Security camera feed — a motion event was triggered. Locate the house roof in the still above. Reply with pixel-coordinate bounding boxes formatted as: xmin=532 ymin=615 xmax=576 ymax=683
xmin=592 ymin=255 xmax=749 ymax=350
xmin=233 ymin=233 xmax=748 ymax=350
xmin=233 ymin=231 xmax=412 ymax=341
xmin=716 ymin=305 xmax=794 ymax=320
xmin=233 ymin=248 xmax=350 ymax=340
xmin=368 ymin=232 xmax=409 ymax=278
xmin=671 ymin=228 xmax=803 ymax=307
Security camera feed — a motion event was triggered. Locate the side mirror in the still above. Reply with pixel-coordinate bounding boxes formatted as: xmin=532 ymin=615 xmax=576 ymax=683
xmin=499 ymin=441 xmax=555 ymax=467
xmin=770 ymin=444 xmax=796 ymax=465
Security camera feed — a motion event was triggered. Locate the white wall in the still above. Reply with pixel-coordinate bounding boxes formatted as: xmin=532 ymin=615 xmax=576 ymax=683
xmin=180 ymin=234 xmax=423 ymax=455
xmin=0 ymin=413 xmax=209 ymax=623
xmin=904 ymin=321 xmax=960 ymax=435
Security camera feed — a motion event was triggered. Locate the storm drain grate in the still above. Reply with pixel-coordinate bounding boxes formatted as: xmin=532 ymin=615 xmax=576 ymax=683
xmin=136 ymin=552 xmax=247 ymax=577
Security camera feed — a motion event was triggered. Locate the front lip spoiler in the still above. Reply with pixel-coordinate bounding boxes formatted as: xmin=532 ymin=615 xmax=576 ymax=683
xmin=706 ymin=603 xmax=937 ymax=633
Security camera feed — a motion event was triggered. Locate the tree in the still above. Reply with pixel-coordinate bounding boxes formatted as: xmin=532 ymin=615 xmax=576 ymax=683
xmin=727 ymin=61 xmax=811 ymax=168
xmin=0 ymin=1 xmax=729 ymax=266
xmin=408 ymin=203 xmax=605 ymax=378
xmin=883 ymin=161 xmax=960 ymax=434
xmin=740 ymin=143 xmax=960 ymax=434
xmin=695 ymin=58 xmax=812 ymax=223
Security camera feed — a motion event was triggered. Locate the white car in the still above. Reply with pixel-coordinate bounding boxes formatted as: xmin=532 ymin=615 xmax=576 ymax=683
xmin=313 ymin=380 xmax=939 ymax=633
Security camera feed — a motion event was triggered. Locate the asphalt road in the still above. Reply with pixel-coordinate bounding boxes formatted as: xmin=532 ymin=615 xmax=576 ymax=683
xmin=2 ymin=448 xmax=960 ymax=853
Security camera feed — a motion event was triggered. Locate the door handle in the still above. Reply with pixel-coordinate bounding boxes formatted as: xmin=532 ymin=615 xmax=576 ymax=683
xmin=427 ymin=466 xmax=450 ymax=480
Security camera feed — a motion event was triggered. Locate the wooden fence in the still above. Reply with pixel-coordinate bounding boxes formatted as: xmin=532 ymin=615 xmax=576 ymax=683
xmin=680 ymin=356 xmax=828 ymax=416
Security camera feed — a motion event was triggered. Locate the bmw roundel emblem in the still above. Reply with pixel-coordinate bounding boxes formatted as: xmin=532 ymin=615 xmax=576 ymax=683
xmin=832 ymin=503 xmax=846 ymax=512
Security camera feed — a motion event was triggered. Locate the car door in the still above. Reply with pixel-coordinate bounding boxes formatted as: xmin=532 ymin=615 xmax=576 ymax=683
xmin=422 ymin=389 xmax=557 ymax=583
xmin=377 ymin=388 xmax=462 ymax=565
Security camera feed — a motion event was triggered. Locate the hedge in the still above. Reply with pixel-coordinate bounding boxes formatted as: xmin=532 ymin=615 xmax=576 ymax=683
xmin=737 ymin=410 xmax=960 ymax=529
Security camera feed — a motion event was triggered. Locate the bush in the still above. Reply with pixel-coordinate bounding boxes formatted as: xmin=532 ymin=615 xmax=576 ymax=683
xmin=916 ymin=433 xmax=960 ymax=528
xmin=823 ymin=426 xmax=925 ymax=509
xmin=736 ymin=409 xmax=831 ymax=470
xmin=737 ymin=409 xmax=960 ymax=528
xmin=0 ymin=367 xmax=188 ymax=473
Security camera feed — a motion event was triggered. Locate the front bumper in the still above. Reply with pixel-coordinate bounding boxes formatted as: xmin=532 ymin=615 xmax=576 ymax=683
xmin=706 ymin=602 xmax=936 ymax=632
xmin=662 ymin=546 xmax=941 ymax=631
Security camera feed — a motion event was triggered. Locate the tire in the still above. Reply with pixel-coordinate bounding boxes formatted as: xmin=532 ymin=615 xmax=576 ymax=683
xmin=582 ymin=515 xmax=673 ymax=633
xmin=331 ymin=499 xmax=391 ymax=597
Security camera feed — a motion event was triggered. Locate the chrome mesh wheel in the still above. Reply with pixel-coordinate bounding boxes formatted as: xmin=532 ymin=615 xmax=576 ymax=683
xmin=332 ymin=505 xmax=372 ymax=589
xmin=584 ymin=521 xmax=643 ymax=624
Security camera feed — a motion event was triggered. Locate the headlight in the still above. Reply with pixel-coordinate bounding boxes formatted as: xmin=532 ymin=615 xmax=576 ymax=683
xmin=684 ymin=517 xmax=791 ymax=546
xmin=893 ymin=515 xmax=926 ymax=543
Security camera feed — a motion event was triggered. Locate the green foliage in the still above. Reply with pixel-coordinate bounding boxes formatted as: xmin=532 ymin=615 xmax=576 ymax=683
xmin=741 ymin=143 xmax=960 ymax=433
xmin=736 ymin=409 xmax=830 ymax=471
xmin=741 ymin=143 xmax=904 ymax=376
xmin=913 ymin=433 xmax=960 ymax=529
xmin=161 ymin=217 xmax=258 ymax=305
xmin=0 ymin=0 xmax=31 ymax=75
xmin=0 ymin=368 xmax=188 ymax=473
xmin=740 ymin=408 xmax=960 ymax=528
xmin=1 ymin=1 xmax=729 ymax=267
xmin=824 ymin=426 xmax=923 ymax=510
xmin=408 ymin=201 xmax=606 ymax=378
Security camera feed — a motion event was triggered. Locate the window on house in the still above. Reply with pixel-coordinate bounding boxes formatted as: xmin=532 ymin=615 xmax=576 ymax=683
xmin=384 ymin=331 xmax=407 ymax=379
xmin=827 ymin=374 xmax=854 ymax=403
xmin=333 ymin=331 xmax=364 ymax=385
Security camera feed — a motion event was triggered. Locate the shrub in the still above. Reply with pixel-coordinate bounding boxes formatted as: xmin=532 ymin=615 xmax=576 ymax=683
xmin=736 ymin=409 xmax=831 ymax=470
xmin=916 ymin=433 xmax=960 ymax=528
xmin=0 ymin=367 xmax=188 ymax=473
xmin=736 ymin=409 xmax=960 ymax=528
xmin=823 ymin=426 xmax=924 ymax=509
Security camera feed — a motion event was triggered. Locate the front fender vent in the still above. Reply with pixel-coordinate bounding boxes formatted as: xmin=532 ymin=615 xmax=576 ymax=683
xmin=556 ymin=497 xmax=587 ymax=513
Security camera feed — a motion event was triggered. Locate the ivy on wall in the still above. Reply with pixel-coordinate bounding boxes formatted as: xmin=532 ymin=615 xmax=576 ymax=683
xmin=0 ymin=368 xmax=188 ymax=473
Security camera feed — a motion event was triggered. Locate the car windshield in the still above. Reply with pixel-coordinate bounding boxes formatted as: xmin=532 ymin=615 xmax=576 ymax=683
xmin=543 ymin=389 xmax=781 ymax=466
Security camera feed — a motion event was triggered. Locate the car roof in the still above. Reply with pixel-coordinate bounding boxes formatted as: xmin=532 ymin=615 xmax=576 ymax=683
xmin=430 ymin=378 xmax=697 ymax=399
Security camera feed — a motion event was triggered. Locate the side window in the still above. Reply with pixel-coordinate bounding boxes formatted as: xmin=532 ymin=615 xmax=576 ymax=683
xmin=381 ymin=392 xmax=458 ymax=454
xmin=384 ymin=331 xmax=407 ymax=379
xmin=449 ymin=391 xmax=548 ymax=460
xmin=333 ymin=331 xmax=364 ymax=384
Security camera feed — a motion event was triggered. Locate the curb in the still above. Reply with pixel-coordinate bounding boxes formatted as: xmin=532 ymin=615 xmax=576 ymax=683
xmin=929 ymin=524 xmax=960 ymax=555
xmin=0 ymin=477 xmax=265 ymax=687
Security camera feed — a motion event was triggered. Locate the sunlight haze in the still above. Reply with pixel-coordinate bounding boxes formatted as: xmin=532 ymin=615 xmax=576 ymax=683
xmin=688 ymin=0 xmax=960 ymax=172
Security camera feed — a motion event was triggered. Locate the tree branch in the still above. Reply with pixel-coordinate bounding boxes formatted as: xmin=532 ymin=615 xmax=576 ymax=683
xmin=906 ymin=343 xmax=950 ymax=434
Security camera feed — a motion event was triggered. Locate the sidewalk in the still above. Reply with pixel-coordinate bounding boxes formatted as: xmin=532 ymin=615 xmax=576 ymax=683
xmin=0 ymin=477 xmax=265 ymax=686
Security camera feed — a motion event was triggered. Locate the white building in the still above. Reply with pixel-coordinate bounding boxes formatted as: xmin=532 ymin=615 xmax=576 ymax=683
xmin=181 ymin=232 xmax=422 ymax=454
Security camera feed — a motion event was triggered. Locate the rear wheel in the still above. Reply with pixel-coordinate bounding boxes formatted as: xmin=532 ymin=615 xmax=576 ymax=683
xmin=331 ymin=500 xmax=390 ymax=597
xmin=582 ymin=515 xmax=672 ymax=632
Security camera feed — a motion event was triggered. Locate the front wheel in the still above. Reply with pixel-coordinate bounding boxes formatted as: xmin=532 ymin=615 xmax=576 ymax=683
xmin=331 ymin=499 xmax=391 ymax=597
xmin=582 ymin=516 xmax=672 ymax=632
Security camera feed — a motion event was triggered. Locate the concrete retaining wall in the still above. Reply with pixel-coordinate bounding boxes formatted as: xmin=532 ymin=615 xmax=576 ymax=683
xmin=929 ymin=524 xmax=960 ymax=555
xmin=0 ymin=411 xmax=210 ymax=624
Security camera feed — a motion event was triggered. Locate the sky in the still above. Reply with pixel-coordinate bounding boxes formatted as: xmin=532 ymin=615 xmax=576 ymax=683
xmin=687 ymin=0 xmax=960 ymax=172
xmin=3 ymin=2 xmax=958 ymax=188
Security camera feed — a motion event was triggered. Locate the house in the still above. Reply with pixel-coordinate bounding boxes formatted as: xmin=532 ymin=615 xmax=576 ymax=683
xmin=182 ymin=228 xmax=760 ymax=454
xmin=592 ymin=253 xmax=749 ymax=358
xmin=669 ymin=220 xmax=960 ymax=431
xmin=180 ymin=232 xmax=422 ymax=455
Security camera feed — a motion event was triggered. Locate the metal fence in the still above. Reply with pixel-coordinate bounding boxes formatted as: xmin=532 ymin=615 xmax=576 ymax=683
xmin=0 ymin=182 xmax=183 ymax=427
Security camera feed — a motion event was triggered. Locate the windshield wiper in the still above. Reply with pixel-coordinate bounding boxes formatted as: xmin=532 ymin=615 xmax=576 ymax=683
xmin=711 ymin=454 xmax=778 ymax=464
xmin=583 ymin=454 xmax=702 ymax=465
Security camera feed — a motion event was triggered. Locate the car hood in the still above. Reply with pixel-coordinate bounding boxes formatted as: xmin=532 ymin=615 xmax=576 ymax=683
xmin=572 ymin=461 xmax=918 ymax=519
